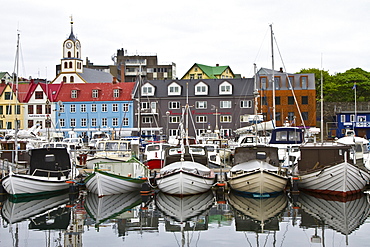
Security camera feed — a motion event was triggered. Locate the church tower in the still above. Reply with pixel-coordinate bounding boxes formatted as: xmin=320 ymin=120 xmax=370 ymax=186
xmin=52 ymin=17 xmax=85 ymax=83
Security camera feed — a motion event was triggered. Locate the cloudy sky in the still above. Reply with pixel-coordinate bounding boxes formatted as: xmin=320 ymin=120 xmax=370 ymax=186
xmin=1 ymin=0 xmax=370 ymax=80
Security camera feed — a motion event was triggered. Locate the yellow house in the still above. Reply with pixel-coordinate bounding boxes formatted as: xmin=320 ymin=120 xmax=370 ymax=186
xmin=181 ymin=63 xmax=236 ymax=80
xmin=0 ymin=83 xmax=25 ymax=130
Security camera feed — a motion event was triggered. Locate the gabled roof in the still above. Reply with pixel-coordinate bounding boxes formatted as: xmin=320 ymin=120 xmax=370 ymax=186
xmin=78 ymin=68 xmax=114 ymax=83
xmin=9 ymin=82 xmax=32 ymax=103
xmin=183 ymin=63 xmax=234 ymax=79
xmin=56 ymin=82 xmax=135 ymax=102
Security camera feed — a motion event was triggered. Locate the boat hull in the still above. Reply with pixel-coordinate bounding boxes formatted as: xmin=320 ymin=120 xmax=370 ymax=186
xmin=84 ymin=170 xmax=146 ymax=197
xmin=144 ymin=159 xmax=164 ymax=170
xmin=297 ymin=162 xmax=370 ymax=196
xmin=2 ymin=173 xmax=71 ymax=197
xmin=228 ymin=169 xmax=288 ymax=197
xmin=156 ymin=170 xmax=215 ymax=195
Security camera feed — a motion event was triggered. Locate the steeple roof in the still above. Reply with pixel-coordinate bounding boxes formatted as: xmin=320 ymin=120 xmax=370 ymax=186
xmin=68 ymin=17 xmax=77 ymax=41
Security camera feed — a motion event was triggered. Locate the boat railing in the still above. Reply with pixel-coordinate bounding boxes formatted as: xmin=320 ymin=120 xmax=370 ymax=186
xmin=31 ymin=168 xmax=71 ymax=178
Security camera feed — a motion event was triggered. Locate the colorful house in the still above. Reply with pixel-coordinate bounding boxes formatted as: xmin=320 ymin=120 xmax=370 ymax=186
xmin=181 ymin=63 xmax=235 ymax=80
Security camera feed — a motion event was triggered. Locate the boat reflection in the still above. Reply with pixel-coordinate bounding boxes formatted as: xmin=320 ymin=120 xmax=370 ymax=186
xmin=228 ymin=191 xmax=288 ymax=233
xmin=84 ymin=191 xmax=143 ymax=229
xmin=297 ymin=191 xmax=370 ymax=244
xmin=1 ymin=192 xmax=71 ymax=228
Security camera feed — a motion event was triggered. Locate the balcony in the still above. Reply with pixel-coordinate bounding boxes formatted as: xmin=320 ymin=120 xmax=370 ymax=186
xmin=125 ymin=59 xmax=147 ymax=66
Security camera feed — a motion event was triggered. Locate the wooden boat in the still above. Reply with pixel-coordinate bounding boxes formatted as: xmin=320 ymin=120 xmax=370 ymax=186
xmin=84 ymin=157 xmax=149 ymax=197
xmin=86 ymin=139 xmax=132 ymax=169
xmin=1 ymin=192 xmax=70 ymax=225
xmin=228 ymin=191 xmax=287 ymax=232
xmin=295 ymin=142 xmax=370 ymax=196
xmin=84 ymin=191 xmax=142 ymax=228
xmin=156 ymin=190 xmax=214 ymax=222
xmin=155 ymin=145 xmax=216 ymax=195
xmin=1 ymin=148 xmax=78 ymax=198
xmin=227 ymin=145 xmax=288 ymax=197
xmin=297 ymin=191 xmax=370 ymax=243
xmin=143 ymin=142 xmax=172 ymax=170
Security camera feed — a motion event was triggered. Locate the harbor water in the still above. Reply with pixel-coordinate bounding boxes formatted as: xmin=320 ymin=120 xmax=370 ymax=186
xmin=0 ymin=188 xmax=370 ymax=247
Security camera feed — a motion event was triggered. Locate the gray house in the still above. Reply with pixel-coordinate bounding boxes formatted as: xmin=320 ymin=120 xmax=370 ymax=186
xmin=132 ymin=78 xmax=255 ymax=138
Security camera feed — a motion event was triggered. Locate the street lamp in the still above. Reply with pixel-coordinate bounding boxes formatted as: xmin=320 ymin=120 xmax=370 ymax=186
xmin=166 ymin=111 xmax=170 ymax=140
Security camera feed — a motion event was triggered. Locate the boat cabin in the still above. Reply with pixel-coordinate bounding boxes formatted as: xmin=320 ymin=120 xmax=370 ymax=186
xmin=269 ymin=127 xmax=304 ymax=145
xmin=233 ymin=145 xmax=280 ymax=167
xmin=164 ymin=146 xmax=209 ymax=167
xmin=29 ymin=148 xmax=71 ymax=177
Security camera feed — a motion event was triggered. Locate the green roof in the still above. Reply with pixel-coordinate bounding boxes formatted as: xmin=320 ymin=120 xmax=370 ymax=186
xmin=196 ymin=63 xmax=230 ymax=79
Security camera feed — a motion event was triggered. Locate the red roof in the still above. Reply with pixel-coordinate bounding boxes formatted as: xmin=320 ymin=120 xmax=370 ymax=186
xmin=55 ymin=82 xmax=135 ymax=102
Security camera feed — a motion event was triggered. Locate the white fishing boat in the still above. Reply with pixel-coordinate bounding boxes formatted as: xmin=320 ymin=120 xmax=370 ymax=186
xmin=155 ymin=145 xmax=216 ymax=195
xmin=227 ymin=145 xmax=288 ymax=197
xmin=86 ymin=139 xmax=132 ymax=169
xmin=84 ymin=157 xmax=149 ymax=197
xmin=336 ymin=135 xmax=370 ymax=169
xmin=1 ymin=148 xmax=78 ymax=198
xmin=88 ymin=131 xmax=111 ymax=149
xmin=143 ymin=142 xmax=172 ymax=170
xmin=84 ymin=191 xmax=142 ymax=228
xmin=295 ymin=142 xmax=370 ymax=196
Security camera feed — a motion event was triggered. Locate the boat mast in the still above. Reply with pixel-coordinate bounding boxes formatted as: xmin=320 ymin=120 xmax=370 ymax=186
xmin=253 ymin=63 xmax=259 ymax=116
xmin=320 ymin=55 xmax=324 ymax=142
xmin=14 ymin=32 xmax=20 ymax=165
xmin=270 ymin=24 xmax=276 ymax=123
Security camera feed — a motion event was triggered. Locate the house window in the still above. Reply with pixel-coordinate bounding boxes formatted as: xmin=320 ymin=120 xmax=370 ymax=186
xmin=196 ymin=101 xmax=207 ymax=109
xmin=301 ymin=76 xmax=308 ymax=89
xmin=60 ymin=119 xmax=65 ymax=127
xmin=141 ymin=102 xmax=150 ymax=109
xmin=92 ymin=104 xmax=97 ymax=112
xmin=112 ymin=104 xmax=118 ymax=112
xmin=302 ymin=112 xmax=308 ymax=121
xmin=70 ymin=105 xmax=76 ymax=113
xmin=341 ymin=115 xmax=345 ymax=122
xmin=70 ymin=118 xmax=76 ymax=127
xmin=91 ymin=118 xmax=97 ymax=127
xmin=92 ymin=89 xmax=99 ymax=98
xmin=240 ymin=100 xmax=252 ymax=108
xmin=113 ymin=89 xmax=119 ymax=98
xmin=28 ymin=105 xmax=34 ymax=114
xmin=274 ymin=77 xmax=281 ymax=90
xmin=195 ymin=82 xmax=208 ymax=95
xmin=260 ymin=77 xmax=268 ymax=90
xmin=350 ymin=114 xmax=355 ymax=122
xmin=35 ymin=91 xmax=43 ymax=99
xmin=287 ymin=76 xmax=294 ymax=88
xmin=112 ymin=118 xmax=118 ymax=126
xmin=36 ymin=105 xmax=42 ymax=114
xmin=142 ymin=116 xmax=153 ymax=123
xmin=276 ymin=112 xmax=281 ymax=121
xmin=197 ymin=74 xmax=202 ymax=79
xmin=81 ymin=118 xmax=87 ymax=127
xmin=288 ymin=96 xmax=294 ymax=105
xmin=168 ymin=83 xmax=181 ymax=95
xmin=102 ymin=104 xmax=107 ymax=112
xmin=262 ymin=96 xmax=267 ymax=105
xmin=102 ymin=118 xmax=107 ymax=127
xmin=169 ymin=116 xmax=180 ymax=123
xmin=220 ymin=101 xmax=231 ymax=108
xmin=190 ymin=74 xmax=195 ymax=80
xmin=169 ymin=129 xmax=179 ymax=136
xmin=275 ymin=96 xmax=280 ymax=105
xmin=122 ymin=103 xmax=129 ymax=112
xmin=302 ymin=96 xmax=308 ymax=105
xmin=81 ymin=104 xmax=86 ymax=112
xmin=60 ymin=104 xmax=65 ymax=113
xmin=45 ymin=105 xmax=51 ymax=114
xmin=169 ymin=102 xmax=180 ymax=109
xmin=196 ymin=116 xmax=207 ymax=123
xmin=4 ymin=92 xmax=12 ymax=100
xmin=142 ymin=85 xmax=154 ymax=96
xmin=288 ymin=112 xmax=295 ymax=121
xmin=122 ymin=118 xmax=129 ymax=126
xmin=71 ymin=90 xmax=78 ymax=98
xmin=219 ymin=82 xmax=232 ymax=94
xmin=70 ymin=76 xmax=74 ymax=82
xmin=220 ymin=115 xmax=232 ymax=123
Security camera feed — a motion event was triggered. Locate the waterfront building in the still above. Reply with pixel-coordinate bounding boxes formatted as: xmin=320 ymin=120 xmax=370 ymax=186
xmin=132 ymin=78 xmax=255 ymax=138
xmin=255 ymin=67 xmax=316 ymax=127
xmin=181 ymin=63 xmax=236 ymax=80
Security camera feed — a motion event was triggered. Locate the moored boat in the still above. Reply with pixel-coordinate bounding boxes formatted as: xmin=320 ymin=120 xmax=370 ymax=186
xmin=227 ymin=145 xmax=288 ymax=197
xmin=295 ymin=142 xmax=370 ymax=196
xmin=143 ymin=142 xmax=172 ymax=170
xmin=84 ymin=157 xmax=149 ymax=197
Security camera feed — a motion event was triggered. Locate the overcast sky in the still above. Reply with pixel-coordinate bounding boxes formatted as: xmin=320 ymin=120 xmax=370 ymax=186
xmin=1 ymin=0 xmax=370 ymax=80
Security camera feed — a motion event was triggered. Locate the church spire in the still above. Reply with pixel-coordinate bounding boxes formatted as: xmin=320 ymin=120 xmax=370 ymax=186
xmin=68 ymin=15 xmax=76 ymax=41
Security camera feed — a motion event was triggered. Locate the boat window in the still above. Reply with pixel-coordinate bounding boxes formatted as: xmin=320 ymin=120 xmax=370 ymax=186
xmin=242 ymin=137 xmax=254 ymax=143
xmin=97 ymin=142 xmax=105 ymax=150
xmin=190 ymin=148 xmax=206 ymax=155
xmin=56 ymin=144 xmax=63 ymax=148
xmin=147 ymin=145 xmax=160 ymax=151
xmin=288 ymin=131 xmax=302 ymax=142
xmin=106 ymin=142 xmax=119 ymax=150
xmin=45 ymin=154 xmax=55 ymax=162
xmin=119 ymin=143 xmax=128 ymax=150
xmin=256 ymin=151 xmax=266 ymax=160
xmin=276 ymin=131 xmax=288 ymax=141
xmin=205 ymin=146 xmax=215 ymax=152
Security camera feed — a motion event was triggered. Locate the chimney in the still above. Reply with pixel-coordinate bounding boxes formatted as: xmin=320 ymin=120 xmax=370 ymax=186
xmin=120 ymin=64 xmax=125 ymax=82
xmin=216 ymin=64 xmax=219 ymax=67
xmin=112 ymin=77 xmax=117 ymax=84
xmin=279 ymin=67 xmax=283 ymax=73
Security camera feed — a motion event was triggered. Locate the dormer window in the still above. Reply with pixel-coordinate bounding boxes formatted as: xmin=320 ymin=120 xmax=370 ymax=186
xmin=71 ymin=90 xmax=78 ymax=98
xmin=142 ymin=83 xmax=155 ymax=96
xmin=195 ymin=81 xmax=208 ymax=95
xmin=219 ymin=81 xmax=232 ymax=95
xmin=92 ymin=89 xmax=99 ymax=98
xmin=168 ymin=82 xmax=181 ymax=96
xmin=113 ymin=89 xmax=120 ymax=98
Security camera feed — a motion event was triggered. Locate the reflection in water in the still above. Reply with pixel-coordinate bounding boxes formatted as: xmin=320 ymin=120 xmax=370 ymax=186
xmin=297 ymin=192 xmax=370 ymax=245
xmin=0 ymin=189 xmax=370 ymax=246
